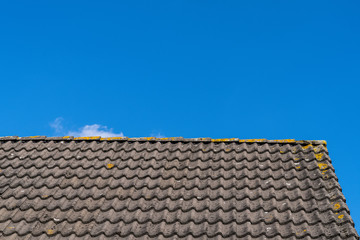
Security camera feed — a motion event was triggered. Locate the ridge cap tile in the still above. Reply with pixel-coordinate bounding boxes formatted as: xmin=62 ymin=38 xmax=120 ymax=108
xmin=0 ymin=136 xmax=327 ymax=145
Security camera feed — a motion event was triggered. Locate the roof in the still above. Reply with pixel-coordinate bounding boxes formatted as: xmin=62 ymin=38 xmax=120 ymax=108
xmin=0 ymin=136 xmax=358 ymax=239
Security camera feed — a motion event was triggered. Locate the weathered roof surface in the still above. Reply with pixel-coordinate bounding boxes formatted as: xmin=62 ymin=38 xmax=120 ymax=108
xmin=0 ymin=136 xmax=357 ymax=239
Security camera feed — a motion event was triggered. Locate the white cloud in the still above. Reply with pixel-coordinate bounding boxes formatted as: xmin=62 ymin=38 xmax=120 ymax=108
xmin=50 ymin=117 xmax=124 ymax=137
xmin=49 ymin=117 xmax=64 ymax=134
xmin=68 ymin=124 xmax=124 ymax=138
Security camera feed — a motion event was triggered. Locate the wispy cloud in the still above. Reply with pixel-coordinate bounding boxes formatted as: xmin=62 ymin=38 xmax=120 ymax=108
xmin=49 ymin=117 xmax=64 ymax=134
xmin=150 ymin=131 xmax=165 ymax=138
xmin=50 ymin=117 xmax=124 ymax=137
xmin=68 ymin=124 xmax=124 ymax=138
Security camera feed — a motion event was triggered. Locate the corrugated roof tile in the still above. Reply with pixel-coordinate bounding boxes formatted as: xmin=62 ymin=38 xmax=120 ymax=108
xmin=0 ymin=137 xmax=357 ymax=239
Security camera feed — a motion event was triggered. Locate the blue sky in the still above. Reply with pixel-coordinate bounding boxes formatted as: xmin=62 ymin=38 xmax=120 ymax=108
xmin=1 ymin=0 xmax=359 ymax=231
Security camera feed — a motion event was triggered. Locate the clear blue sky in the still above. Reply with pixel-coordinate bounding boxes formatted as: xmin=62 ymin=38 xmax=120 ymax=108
xmin=1 ymin=0 xmax=359 ymax=231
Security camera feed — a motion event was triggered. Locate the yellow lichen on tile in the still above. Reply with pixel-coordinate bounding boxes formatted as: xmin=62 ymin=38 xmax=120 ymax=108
xmin=74 ymin=136 xmax=100 ymax=140
xmin=321 ymin=169 xmax=328 ymax=175
xmin=302 ymin=144 xmax=312 ymax=150
xmin=296 ymin=166 xmax=301 ymax=169
xmin=318 ymin=163 xmax=328 ymax=170
xmin=225 ymin=148 xmax=231 ymax=152
xmin=294 ymin=157 xmax=300 ymax=161
xmin=239 ymin=139 xmax=266 ymax=143
xmin=144 ymin=137 xmax=155 ymax=140
xmin=62 ymin=136 xmax=71 ymax=139
xmin=313 ymin=146 xmax=321 ymax=153
xmin=333 ymin=203 xmax=341 ymax=210
xmin=295 ymin=229 xmax=307 ymax=236
xmin=315 ymin=153 xmax=323 ymax=160
xmin=47 ymin=229 xmax=54 ymax=235
xmin=280 ymin=150 xmax=285 ymax=153
xmin=100 ymin=137 xmax=126 ymax=140
xmin=212 ymin=138 xmax=237 ymax=142
xmin=273 ymin=139 xmax=296 ymax=143
xmin=338 ymin=214 xmax=344 ymax=219
xmin=107 ymin=163 xmax=115 ymax=169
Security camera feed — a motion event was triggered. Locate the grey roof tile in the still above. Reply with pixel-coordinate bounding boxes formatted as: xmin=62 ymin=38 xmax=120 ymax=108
xmin=0 ymin=137 xmax=357 ymax=239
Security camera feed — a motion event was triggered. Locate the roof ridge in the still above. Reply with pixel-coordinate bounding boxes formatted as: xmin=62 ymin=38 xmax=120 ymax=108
xmin=0 ymin=136 xmax=327 ymax=145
